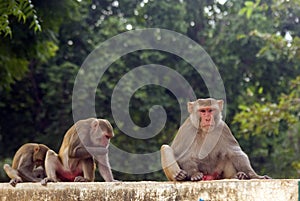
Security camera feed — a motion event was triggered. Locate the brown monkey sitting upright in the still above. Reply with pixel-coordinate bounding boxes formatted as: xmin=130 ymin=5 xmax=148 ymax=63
xmin=41 ymin=118 xmax=115 ymax=185
xmin=161 ymin=98 xmax=271 ymax=181
xmin=3 ymin=143 xmax=50 ymax=187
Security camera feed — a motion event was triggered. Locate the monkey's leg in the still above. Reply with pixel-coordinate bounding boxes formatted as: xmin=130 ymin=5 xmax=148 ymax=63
xmin=221 ymin=161 xmax=237 ymax=179
xmin=3 ymin=164 xmax=22 ymax=187
xmin=247 ymin=171 xmax=271 ymax=179
xmin=160 ymin=145 xmax=187 ymax=181
xmin=231 ymin=153 xmax=271 ymax=179
xmin=3 ymin=164 xmax=20 ymax=180
xmin=74 ymin=158 xmax=95 ymax=182
xmin=41 ymin=150 xmax=61 ymax=185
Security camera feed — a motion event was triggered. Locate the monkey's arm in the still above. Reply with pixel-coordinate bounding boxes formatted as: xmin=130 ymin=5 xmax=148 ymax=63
xmin=69 ymin=146 xmax=108 ymax=159
xmin=223 ymin=126 xmax=269 ymax=179
xmin=17 ymin=155 xmax=42 ymax=182
xmin=68 ymin=133 xmax=108 ymax=158
xmin=95 ymin=154 xmax=115 ymax=182
xmin=86 ymin=146 xmax=108 ymax=155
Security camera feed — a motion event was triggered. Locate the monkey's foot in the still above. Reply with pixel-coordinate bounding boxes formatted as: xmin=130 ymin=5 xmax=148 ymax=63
xmin=41 ymin=177 xmax=57 ymax=186
xmin=255 ymin=174 xmax=272 ymax=179
xmin=190 ymin=172 xmax=204 ymax=181
xmin=236 ymin=172 xmax=249 ymax=180
xmin=262 ymin=175 xmax=272 ymax=179
xmin=74 ymin=176 xmax=90 ymax=182
xmin=174 ymin=169 xmax=187 ymax=181
xmin=9 ymin=178 xmax=22 ymax=187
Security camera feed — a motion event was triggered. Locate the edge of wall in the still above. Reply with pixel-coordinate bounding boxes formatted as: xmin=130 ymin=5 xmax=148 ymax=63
xmin=0 ymin=179 xmax=299 ymax=201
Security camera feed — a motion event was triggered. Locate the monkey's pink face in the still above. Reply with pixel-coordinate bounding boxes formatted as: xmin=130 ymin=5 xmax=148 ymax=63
xmin=90 ymin=120 xmax=114 ymax=147
xmin=98 ymin=129 xmax=114 ymax=147
xmin=198 ymin=107 xmax=216 ymax=131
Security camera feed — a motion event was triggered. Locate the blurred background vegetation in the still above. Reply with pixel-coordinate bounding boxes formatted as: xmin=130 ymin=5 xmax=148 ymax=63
xmin=0 ymin=0 xmax=300 ymax=181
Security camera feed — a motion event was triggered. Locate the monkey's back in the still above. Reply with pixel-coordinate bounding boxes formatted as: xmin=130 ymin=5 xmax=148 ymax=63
xmin=11 ymin=143 xmax=37 ymax=169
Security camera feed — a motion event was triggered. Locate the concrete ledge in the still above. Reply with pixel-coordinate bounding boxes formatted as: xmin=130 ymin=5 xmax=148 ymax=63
xmin=0 ymin=179 xmax=299 ymax=201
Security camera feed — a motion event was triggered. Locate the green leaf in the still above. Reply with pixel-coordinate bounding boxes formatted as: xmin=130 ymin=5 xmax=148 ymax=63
xmin=245 ymin=1 xmax=254 ymax=7
xmin=246 ymin=8 xmax=253 ymax=19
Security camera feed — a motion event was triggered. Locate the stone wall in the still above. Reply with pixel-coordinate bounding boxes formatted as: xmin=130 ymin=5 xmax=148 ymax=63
xmin=0 ymin=179 xmax=299 ymax=201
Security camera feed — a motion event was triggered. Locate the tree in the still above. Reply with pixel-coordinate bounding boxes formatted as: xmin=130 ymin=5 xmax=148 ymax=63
xmin=0 ymin=0 xmax=85 ymax=90
xmin=0 ymin=0 xmax=41 ymax=37
xmin=232 ymin=0 xmax=300 ymax=177
xmin=234 ymin=76 xmax=300 ymax=178
xmin=0 ymin=0 xmax=43 ymax=90
xmin=0 ymin=0 xmax=89 ymax=181
xmin=1 ymin=0 xmax=300 ymax=181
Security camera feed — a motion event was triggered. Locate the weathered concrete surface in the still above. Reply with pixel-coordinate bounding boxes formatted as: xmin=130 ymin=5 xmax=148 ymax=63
xmin=0 ymin=179 xmax=299 ymax=201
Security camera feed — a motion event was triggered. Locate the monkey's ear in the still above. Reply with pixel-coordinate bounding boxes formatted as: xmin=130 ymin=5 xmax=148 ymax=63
xmin=187 ymin=101 xmax=195 ymax=113
xmin=90 ymin=119 xmax=99 ymax=132
xmin=217 ymin=100 xmax=224 ymax=111
xmin=34 ymin=145 xmax=40 ymax=153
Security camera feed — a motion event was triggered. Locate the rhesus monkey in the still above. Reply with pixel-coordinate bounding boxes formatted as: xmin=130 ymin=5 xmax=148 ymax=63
xmin=3 ymin=143 xmax=50 ymax=187
xmin=161 ymin=98 xmax=271 ymax=181
xmin=41 ymin=118 xmax=115 ymax=185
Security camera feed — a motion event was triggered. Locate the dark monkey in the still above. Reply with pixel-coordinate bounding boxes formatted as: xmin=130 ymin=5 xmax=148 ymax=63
xmin=161 ymin=98 xmax=270 ymax=181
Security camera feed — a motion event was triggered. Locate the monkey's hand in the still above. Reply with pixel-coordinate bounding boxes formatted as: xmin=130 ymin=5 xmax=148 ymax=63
xmin=174 ymin=169 xmax=188 ymax=181
xmin=74 ymin=176 xmax=90 ymax=182
xmin=236 ymin=172 xmax=249 ymax=180
xmin=41 ymin=177 xmax=57 ymax=186
xmin=190 ymin=172 xmax=204 ymax=181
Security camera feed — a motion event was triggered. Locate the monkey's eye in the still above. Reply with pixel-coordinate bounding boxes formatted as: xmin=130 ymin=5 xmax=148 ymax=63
xmin=199 ymin=109 xmax=206 ymax=113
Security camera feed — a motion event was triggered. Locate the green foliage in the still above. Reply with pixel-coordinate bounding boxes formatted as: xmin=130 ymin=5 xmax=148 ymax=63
xmin=234 ymin=76 xmax=300 ymax=178
xmin=239 ymin=0 xmax=268 ymax=19
xmin=0 ymin=0 xmax=41 ymax=37
xmin=0 ymin=50 xmax=29 ymax=90
xmin=0 ymin=0 xmax=87 ymax=91
xmin=1 ymin=0 xmax=300 ymax=181
xmin=0 ymin=0 xmax=42 ymax=90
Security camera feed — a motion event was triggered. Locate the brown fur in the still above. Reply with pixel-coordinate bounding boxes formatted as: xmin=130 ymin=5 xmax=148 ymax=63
xmin=41 ymin=118 xmax=115 ymax=185
xmin=3 ymin=143 xmax=49 ymax=187
xmin=161 ymin=98 xmax=270 ymax=181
